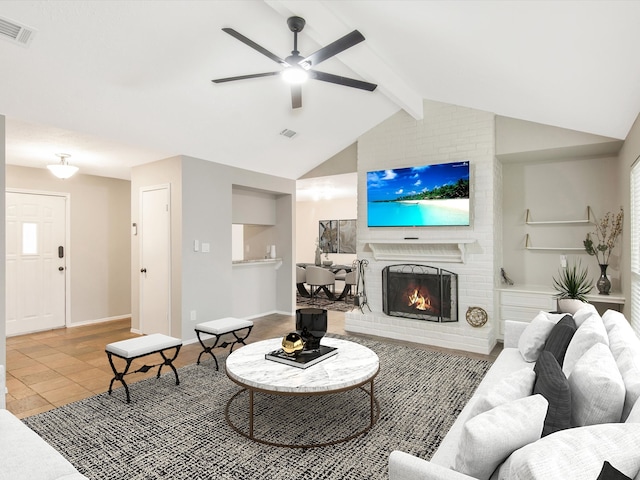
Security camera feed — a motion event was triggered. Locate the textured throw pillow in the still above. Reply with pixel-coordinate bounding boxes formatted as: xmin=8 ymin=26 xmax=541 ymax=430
xmin=543 ymin=315 xmax=577 ymax=367
xmin=597 ymin=461 xmax=633 ymax=480
xmin=518 ymin=311 xmax=566 ymax=362
xmin=573 ymin=303 xmax=599 ymax=328
xmin=601 ymin=310 xmax=640 ymax=421
xmin=569 ymin=343 xmax=625 ymax=426
xmin=627 ymin=399 xmax=640 ymax=424
xmin=468 ymin=367 xmax=536 ymax=419
xmin=499 ymin=424 xmax=640 ymax=480
xmin=533 ymin=350 xmax=571 ymax=436
xmin=562 ymin=313 xmax=609 ymax=377
xmin=454 ymin=394 xmax=548 ymax=480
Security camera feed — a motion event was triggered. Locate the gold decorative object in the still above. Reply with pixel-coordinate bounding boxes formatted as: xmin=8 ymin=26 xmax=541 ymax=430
xmin=466 ymin=307 xmax=488 ymax=328
xmin=281 ymin=332 xmax=304 ymax=356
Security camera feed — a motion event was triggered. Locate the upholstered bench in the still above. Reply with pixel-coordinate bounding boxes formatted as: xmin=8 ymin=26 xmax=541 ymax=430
xmin=105 ymin=333 xmax=182 ymax=403
xmin=194 ymin=317 xmax=253 ymax=370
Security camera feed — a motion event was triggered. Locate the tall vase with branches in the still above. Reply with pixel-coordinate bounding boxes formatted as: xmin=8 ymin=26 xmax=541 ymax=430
xmin=583 ymin=207 xmax=623 ymax=295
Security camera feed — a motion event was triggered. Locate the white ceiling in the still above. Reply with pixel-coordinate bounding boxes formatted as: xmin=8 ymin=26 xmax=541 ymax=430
xmin=1 ymin=1 xmax=639 ymax=183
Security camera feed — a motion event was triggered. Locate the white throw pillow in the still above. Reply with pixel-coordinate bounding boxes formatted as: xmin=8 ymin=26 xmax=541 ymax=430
xmin=627 ymin=399 xmax=640 ymax=424
xmin=568 ymin=343 xmax=625 ymax=426
xmin=562 ymin=313 xmax=609 ymax=377
xmin=468 ymin=368 xmax=536 ymax=419
xmin=498 ymin=423 xmax=640 ymax=480
xmin=601 ymin=310 xmax=640 ymax=420
xmin=518 ymin=311 xmax=567 ymax=362
xmin=454 ymin=394 xmax=548 ymax=480
xmin=573 ymin=303 xmax=599 ymax=328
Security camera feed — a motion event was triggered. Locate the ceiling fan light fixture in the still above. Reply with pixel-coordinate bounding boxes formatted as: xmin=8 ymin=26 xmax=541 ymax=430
xmin=47 ymin=153 xmax=79 ymax=179
xmin=281 ymin=66 xmax=308 ymax=84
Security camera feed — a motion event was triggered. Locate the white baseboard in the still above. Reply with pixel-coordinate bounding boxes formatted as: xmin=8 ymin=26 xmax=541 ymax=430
xmin=68 ymin=314 xmax=131 ymax=328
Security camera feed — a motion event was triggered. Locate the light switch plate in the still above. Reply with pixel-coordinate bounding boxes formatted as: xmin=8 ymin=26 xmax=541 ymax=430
xmin=202 ymin=242 xmax=210 ymax=253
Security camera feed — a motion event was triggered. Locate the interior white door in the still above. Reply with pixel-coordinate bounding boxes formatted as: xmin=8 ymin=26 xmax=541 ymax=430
xmin=6 ymin=192 xmax=67 ymax=336
xmin=140 ymin=185 xmax=171 ymax=335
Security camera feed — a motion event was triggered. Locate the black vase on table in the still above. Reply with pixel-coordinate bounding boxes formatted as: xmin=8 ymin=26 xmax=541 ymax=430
xmin=295 ymin=308 xmax=327 ymax=350
xmin=597 ymin=264 xmax=611 ymax=295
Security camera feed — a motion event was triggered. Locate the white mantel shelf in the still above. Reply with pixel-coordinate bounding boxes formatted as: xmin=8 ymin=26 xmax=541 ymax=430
xmin=365 ymin=239 xmax=476 ymax=263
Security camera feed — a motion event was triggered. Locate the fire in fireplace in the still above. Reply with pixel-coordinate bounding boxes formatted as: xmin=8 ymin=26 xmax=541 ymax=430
xmin=382 ymin=264 xmax=458 ymax=322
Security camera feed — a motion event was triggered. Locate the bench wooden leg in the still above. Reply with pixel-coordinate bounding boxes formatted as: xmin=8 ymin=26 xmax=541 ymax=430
xmin=107 ymin=352 xmax=133 ymax=404
xmin=158 ymin=345 xmax=181 ymax=385
xmin=195 ymin=330 xmax=221 ymax=370
xmin=230 ymin=326 xmax=253 ymax=353
xmin=195 ymin=326 xmax=253 ymax=369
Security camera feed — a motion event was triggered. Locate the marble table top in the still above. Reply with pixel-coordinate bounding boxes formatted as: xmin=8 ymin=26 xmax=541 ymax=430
xmin=225 ymin=337 xmax=379 ymax=394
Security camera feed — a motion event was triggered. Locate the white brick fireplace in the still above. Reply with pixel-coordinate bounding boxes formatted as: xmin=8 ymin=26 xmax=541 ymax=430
xmin=345 ymin=100 xmax=501 ymax=355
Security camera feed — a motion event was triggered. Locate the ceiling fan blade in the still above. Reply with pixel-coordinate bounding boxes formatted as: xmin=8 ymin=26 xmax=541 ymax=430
xmin=310 ymin=71 xmax=377 ymax=91
xmin=212 ymin=72 xmax=280 ymax=83
xmin=222 ymin=28 xmax=288 ymax=67
xmin=291 ymin=85 xmax=302 ymax=109
xmin=299 ymin=30 xmax=365 ymax=69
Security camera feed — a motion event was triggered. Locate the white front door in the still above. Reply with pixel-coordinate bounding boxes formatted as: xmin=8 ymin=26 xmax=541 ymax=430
xmin=140 ymin=185 xmax=171 ymax=335
xmin=6 ymin=192 xmax=67 ymax=336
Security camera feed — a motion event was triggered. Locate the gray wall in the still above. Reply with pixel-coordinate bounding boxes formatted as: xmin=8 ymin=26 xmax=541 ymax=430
xmin=6 ymin=165 xmax=131 ymax=325
xmin=131 ymin=155 xmax=295 ymax=341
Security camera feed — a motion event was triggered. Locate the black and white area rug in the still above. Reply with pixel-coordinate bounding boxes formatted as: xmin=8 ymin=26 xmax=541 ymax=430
xmin=23 ymin=335 xmax=492 ymax=480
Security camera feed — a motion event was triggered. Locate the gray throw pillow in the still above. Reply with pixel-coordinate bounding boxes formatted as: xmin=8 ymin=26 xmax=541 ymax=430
xmin=533 ymin=350 xmax=572 ymax=436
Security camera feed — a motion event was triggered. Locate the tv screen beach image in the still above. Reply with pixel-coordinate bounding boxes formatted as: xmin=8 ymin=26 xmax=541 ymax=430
xmin=367 ymin=161 xmax=470 ymax=227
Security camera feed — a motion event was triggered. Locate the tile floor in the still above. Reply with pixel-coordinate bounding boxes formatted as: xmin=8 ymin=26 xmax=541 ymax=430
xmin=5 ymin=310 xmax=500 ymax=418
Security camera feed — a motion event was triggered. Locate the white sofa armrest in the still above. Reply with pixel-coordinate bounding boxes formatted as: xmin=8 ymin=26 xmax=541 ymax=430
xmin=503 ymin=320 xmax=529 ymax=349
xmin=389 ymin=451 xmax=479 ymax=480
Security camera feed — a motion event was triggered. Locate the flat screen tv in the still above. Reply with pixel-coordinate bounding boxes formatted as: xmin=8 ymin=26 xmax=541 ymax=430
xmin=367 ymin=161 xmax=470 ymax=227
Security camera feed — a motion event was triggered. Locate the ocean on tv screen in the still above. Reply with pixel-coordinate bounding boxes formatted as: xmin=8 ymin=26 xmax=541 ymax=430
xmin=367 ymin=199 xmax=469 ymax=227
xmin=366 ymin=161 xmax=470 ymax=227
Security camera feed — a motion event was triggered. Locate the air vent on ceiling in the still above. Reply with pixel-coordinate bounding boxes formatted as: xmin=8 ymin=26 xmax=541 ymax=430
xmin=279 ymin=129 xmax=297 ymax=139
xmin=0 ymin=16 xmax=36 ymax=47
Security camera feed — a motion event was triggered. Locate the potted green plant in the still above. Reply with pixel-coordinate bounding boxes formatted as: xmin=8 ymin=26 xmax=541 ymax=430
xmin=552 ymin=259 xmax=593 ymax=314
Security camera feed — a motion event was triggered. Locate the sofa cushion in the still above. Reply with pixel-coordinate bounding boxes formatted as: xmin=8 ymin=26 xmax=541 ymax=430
xmin=597 ymin=461 xmax=633 ymax=480
xmin=563 ymin=312 xmax=609 ymax=377
xmin=518 ymin=311 xmax=566 ymax=362
xmin=454 ymin=394 xmax=548 ymax=480
xmin=499 ymin=423 xmax=640 ymax=480
xmin=533 ymin=351 xmax=572 ymax=436
xmin=627 ymin=400 xmax=640 ymax=423
xmin=467 ymin=367 xmax=536 ymax=420
xmin=0 ymin=409 xmax=88 ymax=480
xmin=602 ymin=309 xmax=640 ymax=421
xmin=543 ymin=315 xmax=577 ymax=367
xmin=569 ymin=343 xmax=625 ymax=426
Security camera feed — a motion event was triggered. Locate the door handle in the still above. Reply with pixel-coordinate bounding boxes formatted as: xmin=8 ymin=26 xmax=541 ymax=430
xmin=58 ymin=266 xmax=64 ymax=271
xmin=140 ymin=268 xmax=147 ymax=273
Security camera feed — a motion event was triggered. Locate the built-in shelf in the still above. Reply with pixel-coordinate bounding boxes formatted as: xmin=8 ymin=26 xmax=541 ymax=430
xmin=524 ymin=206 xmax=593 ymax=251
xmin=365 ymin=239 xmax=476 ymax=263
xmin=525 ymin=206 xmax=594 ymax=225
xmin=524 ymin=234 xmax=586 ymax=251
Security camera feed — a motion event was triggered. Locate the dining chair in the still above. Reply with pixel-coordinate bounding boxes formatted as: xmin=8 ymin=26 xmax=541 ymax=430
xmin=305 ymin=265 xmax=336 ymax=301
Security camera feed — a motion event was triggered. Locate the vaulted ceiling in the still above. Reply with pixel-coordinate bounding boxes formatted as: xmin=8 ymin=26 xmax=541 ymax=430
xmin=2 ymin=1 xmax=639 ymax=181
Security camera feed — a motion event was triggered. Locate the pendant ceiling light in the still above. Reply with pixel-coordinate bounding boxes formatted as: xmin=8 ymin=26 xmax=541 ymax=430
xmin=47 ymin=153 xmax=78 ymax=179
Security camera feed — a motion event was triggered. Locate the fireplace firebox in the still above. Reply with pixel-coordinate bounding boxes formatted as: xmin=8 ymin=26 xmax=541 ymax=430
xmin=382 ymin=264 xmax=458 ymax=322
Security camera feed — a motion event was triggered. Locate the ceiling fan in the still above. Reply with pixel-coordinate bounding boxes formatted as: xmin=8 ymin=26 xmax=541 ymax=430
xmin=212 ymin=16 xmax=377 ymax=109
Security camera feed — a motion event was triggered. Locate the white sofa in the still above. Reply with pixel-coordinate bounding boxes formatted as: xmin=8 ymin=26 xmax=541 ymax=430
xmin=0 ymin=367 xmax=88 ymax=480
xmin=389 ymin=308 xmax=640 ymax=480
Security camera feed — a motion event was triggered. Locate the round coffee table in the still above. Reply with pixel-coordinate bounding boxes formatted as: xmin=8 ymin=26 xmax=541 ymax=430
xmin=225 ymin=336 xmax=380 ymax=448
